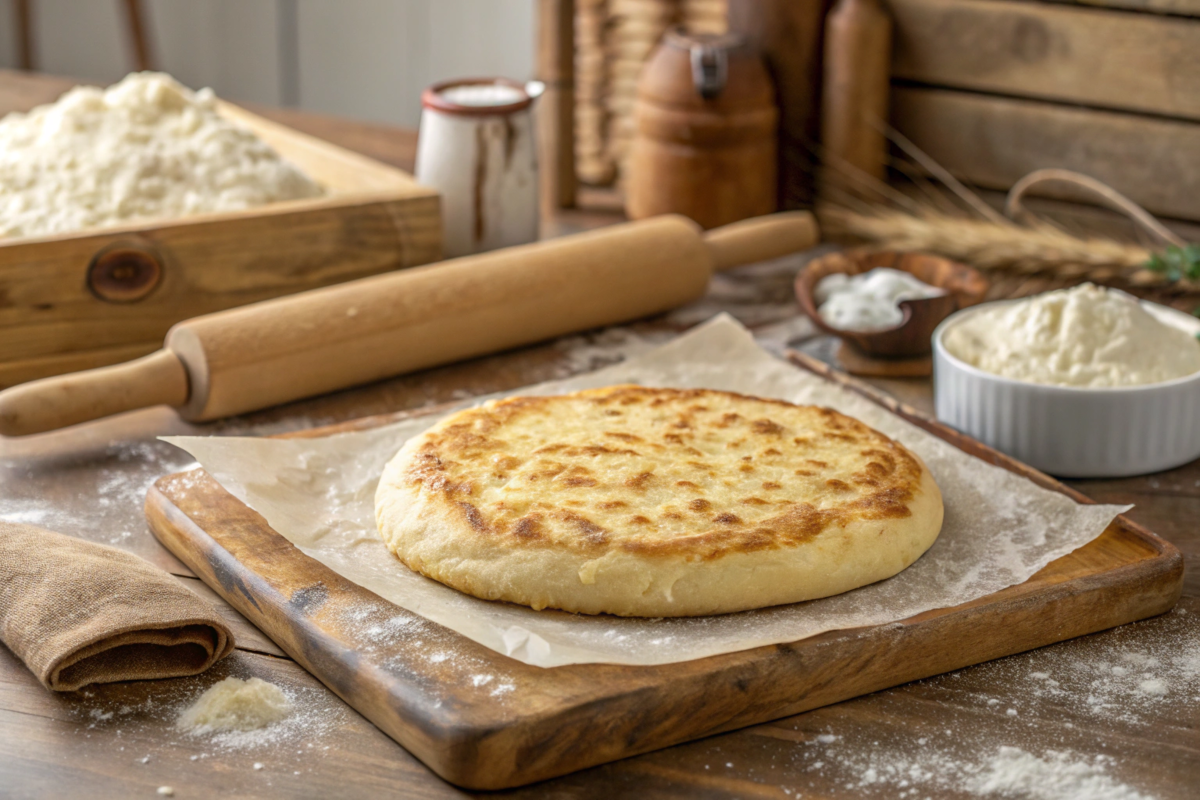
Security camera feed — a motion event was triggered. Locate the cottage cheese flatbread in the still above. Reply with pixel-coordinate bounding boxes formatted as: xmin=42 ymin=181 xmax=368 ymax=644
xmin=375 ymin=386 xmax=943 ymax=617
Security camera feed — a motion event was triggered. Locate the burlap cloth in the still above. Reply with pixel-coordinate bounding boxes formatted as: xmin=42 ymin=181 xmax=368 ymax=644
xmin=0 ymin=521 xmax=234 ymax=691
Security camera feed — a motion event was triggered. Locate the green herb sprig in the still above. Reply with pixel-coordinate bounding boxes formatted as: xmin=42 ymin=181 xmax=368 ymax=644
xmin=1146 ymin=244 xmax=1200 ymax=282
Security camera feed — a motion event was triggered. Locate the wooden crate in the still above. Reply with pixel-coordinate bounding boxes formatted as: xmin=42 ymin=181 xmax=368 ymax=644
xmin=0 ymin=101 xmax=441 ymax=389
xmin=886 ymin=0 xmax=1200 ymax=226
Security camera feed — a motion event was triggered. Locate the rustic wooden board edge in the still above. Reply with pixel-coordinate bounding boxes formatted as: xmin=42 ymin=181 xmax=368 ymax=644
xmin=143 ymin=351 xmax=1185 ymax=789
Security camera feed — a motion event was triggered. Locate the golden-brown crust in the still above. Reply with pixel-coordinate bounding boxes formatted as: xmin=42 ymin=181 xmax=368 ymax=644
xmin=399 ymin=386 xmax=926 ymax=562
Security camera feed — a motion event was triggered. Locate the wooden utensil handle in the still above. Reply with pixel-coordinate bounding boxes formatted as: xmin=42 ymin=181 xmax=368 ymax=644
xmin=0 ymin=350 xmax=188 ymax=436
xmin=704 ymin=211 xmax=820 ymax=272
xmin=171 ymin=216 xmax=714 ymax=421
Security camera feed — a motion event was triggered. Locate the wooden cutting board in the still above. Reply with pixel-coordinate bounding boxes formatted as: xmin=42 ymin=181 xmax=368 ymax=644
xmin=144 ymin=351 xmax=1183 ymax=790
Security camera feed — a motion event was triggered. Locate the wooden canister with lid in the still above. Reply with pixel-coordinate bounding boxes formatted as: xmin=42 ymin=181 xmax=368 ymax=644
xmin=626 ymin=29 xmax=778 ymax=229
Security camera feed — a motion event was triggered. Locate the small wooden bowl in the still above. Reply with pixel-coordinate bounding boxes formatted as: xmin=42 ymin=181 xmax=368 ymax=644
xmin=795 ymin=251 xmax=990 ymax=358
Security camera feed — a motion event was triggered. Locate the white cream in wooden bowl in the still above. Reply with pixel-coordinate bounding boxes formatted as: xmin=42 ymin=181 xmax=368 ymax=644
xmin=815 ymin=267 xmax=945 ymax=331
xmin=0 ymin=72 xmax=323 ymax=239
xmin=942 ymin=283 xmax=1200 ymax=388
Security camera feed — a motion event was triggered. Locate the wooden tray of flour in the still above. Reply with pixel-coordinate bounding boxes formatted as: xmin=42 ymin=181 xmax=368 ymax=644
xmin=0 ymin=100 xmax=440 ymax=389
xmin=144 ymin=351 xmax=1183 ymax=790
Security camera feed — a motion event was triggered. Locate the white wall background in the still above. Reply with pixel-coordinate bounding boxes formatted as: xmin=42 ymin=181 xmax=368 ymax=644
xmin=0 ymin=0 xmax=535 ymax=127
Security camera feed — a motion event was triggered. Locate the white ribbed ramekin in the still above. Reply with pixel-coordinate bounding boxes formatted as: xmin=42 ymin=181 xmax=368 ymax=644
xmin=933 ymin=299 xmax=1200 ymax=478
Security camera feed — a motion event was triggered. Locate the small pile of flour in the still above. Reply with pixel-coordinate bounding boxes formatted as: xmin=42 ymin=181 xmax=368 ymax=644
xmin=971 ymin=747 xmax=1153 ymax=800
xmin=177 ymin=677 xmax=293 ymax=735
xmin=0 ymin=72 xmax=323 ymax=239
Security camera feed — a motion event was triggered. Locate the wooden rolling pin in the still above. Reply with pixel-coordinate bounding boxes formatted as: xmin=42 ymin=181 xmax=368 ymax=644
xmin=0 ymin=212 xmax=818 ymax=436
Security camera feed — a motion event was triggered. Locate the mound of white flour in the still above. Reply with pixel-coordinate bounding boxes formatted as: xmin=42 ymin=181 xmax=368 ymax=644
xmin=177 ymin=677 xmax=293 ymax=735
xmin=0 ymin=72 xmax=323 ymax=238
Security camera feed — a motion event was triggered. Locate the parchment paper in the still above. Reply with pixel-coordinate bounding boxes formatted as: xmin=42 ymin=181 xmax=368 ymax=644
xmin=165 ymin=315 xmax=1130 ymax=668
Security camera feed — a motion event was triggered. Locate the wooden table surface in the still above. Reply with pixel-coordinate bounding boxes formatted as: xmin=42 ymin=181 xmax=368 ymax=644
xmin=1 ymin=71 xmax=1197 ymax=799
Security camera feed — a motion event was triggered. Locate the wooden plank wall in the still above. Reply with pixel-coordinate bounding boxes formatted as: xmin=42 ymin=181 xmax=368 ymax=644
xmin=885 ymin=0 xmax=1200 ymax=223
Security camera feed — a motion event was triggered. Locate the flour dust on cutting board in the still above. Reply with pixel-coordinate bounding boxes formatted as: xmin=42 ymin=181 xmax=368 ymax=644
xmin=335 ymin=604 xmax=521 ymax=702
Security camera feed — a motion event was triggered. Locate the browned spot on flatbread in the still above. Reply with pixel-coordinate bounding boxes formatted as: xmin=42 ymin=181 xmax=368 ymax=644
xmin=493 ymin=455 xmax=521 ymax=470
xmin=513 ymin=514 xmax=543 ymax=539
xmin=625 ymin=471 xmax=654 ymax=490
xmin=562 ymin=475 xmax=598 ymax=488
xmin=555 ymin=511 xmax=608 ymax=545
xmin=459 ymin=502 xmax=486 ymax=532
xmin=401 ymin=385 xmax=927 ymax=564
xmin=751 ymin=418 xmax=784 ymax=436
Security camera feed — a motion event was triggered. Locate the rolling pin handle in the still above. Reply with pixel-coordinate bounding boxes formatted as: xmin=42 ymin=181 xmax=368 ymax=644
xmin=0 ymin=350 xmax=189 ymax=436
xmin=703 ymin=211 xmax=820 ymax=272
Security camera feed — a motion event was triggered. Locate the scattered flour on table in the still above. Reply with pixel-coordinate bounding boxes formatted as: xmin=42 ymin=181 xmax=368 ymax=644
xmin=773 ymin=610 xmax=1200 ymax=798
xmin=0 ymin=507 xmax=51 ymax=525
xmin=188 ymin=684 xmax=343 ymax=751
xmin=552 ymin=304 xmax=817 ymax=384
xmin=553 ymin=328 xmax=666 ymax=377
xmin=74 ymin=660 xmax=352 ymax=761
xmin=960 ymin=607 xmax=1200 ymax=725
xmin=2 ymin=438 xmax=191 ymax=546
xmin=792 ymin=736 xmax=1153 ymax=799
xmin=178 ymin=677 xmax=293 ymax=735
xmin=973 ymin=747 xmax=1153 ymax=800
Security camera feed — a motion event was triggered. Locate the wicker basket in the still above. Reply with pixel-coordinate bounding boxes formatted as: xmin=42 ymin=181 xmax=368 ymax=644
xmin=574 ymin=0 xmax=728 ymax=189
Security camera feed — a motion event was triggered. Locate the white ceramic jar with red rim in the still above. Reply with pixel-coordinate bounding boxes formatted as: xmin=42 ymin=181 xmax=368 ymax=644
xmin=415 ymin=78 xmax=543 ymax=258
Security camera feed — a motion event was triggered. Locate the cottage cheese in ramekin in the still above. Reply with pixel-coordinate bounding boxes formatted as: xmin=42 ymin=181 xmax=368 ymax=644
xmin=942 ymin=283 xmax=1200 ymax=388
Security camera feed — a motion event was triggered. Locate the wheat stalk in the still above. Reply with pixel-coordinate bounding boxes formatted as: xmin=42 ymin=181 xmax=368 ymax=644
xmin=816 ymin=203 xmax=1198 ymax=292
